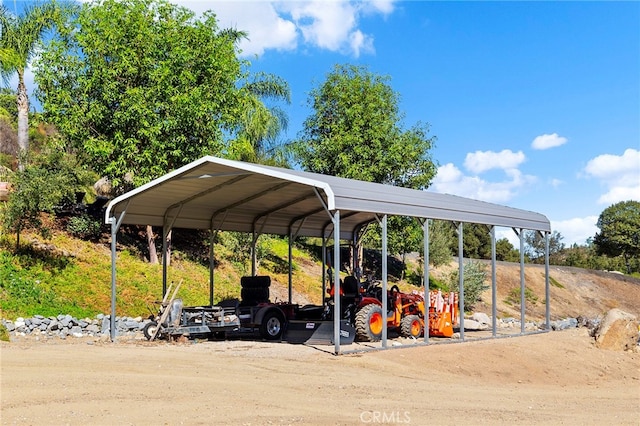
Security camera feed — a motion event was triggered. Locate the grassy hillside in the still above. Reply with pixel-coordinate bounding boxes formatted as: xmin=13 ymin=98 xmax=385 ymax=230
xmin=0 ymin=227 xmax=328 ymax=319
xmin=2 ymin=225 xmax=638 ymax=322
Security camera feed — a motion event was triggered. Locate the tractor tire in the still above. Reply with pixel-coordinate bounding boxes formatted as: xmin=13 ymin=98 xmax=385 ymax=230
xmin=143 ymin=321 xmax=160 ymax=340
xmin=355 ymin=304 xmax=384 ymax=342
xmin=400 ymin=314 xmax=423 ymax=338
xmin=259 ymin=310 xmax=285 ymax=340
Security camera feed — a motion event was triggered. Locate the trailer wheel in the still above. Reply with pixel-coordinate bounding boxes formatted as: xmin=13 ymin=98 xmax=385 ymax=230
xmin=143 ymin=321 xmax=159 ymax=340
xmin=355 ymin=304 xmax=383 ymax=342
xmin=260 ymin=310 xmax=284 ymax=340
xmin=400 ymin=314 xmax=423 ymax=338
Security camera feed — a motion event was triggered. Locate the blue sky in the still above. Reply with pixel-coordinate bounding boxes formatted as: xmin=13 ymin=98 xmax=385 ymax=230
xmin=5 ymin=0 xmax=640 ymax=246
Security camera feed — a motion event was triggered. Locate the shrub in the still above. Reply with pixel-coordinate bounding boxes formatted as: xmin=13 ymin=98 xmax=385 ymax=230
xmin=505 ymin=286 xmax=539 ymax=306
xmin=66 ymin=214 xmax=103 ymax=240
xmin=446 ymin=260 xmax=489 ymax=310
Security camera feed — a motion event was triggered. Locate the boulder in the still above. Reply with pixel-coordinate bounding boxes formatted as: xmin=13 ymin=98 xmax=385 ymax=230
xmin=550 ymin=318 xmax=578 ymax=331
xmin=471 ymin=312 xmax=491 ymax=326
xmin=594 ymin=309 xmax=639 ymax=351
xmin=461 ymin=319 xmax=488 ymax=331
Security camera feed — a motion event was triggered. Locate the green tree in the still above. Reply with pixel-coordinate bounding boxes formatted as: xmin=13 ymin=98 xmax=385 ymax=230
xmin=229 ymin=72 xmax=290 ymax=165
xmin=291 ymin=64 xmax=438 ymax=271
xmin=35 ymin=0 xmax=278 ymax=190
xmin=446 ymin=259 xmax=489 ymax=311
xmin=2 ymin=148 xmax=91 ymax=249
xmin=0 ymin=1 xmax=72 ymax=170
xmin=453 ymin=223 xmax=492 ymax=259
xmin=495 ymin=238 xmax=519 ymax=262
xmin=291 ymin=63 xmax=437 ymax=189
xmin=524 ymin=230 xmax=564 ymax=264
xmin=594 ymin=200 xmax=640 ymax=273
xmin=428 ymin=220 xmax=454 ymax=267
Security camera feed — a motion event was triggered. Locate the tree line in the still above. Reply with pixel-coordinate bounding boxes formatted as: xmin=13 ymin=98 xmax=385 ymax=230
xmin=1 ymin=0 xmax=638 ymax=275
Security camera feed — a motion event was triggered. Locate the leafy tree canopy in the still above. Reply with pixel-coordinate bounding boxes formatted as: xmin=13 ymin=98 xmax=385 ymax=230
xmin=1 ymin=147 xmax=94 ymax=248
xmin=35 ymin=0 xmax=283 ymax=191
xmin=1 ymin=1 xmax=72 ymax=169
xmin=292 ymin=63 xmax=437 ymax=189
xmin=594 ymin=200 xmax=640 ymax=273
xmin=524 ymin=230 xmax=564 ymax=264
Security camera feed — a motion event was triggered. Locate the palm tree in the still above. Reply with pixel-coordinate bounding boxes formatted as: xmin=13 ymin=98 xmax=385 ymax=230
xmin=231 ymin=72 xmax=291 ymax=165
xmin=0 ymin=1 xmax=67 ymax=170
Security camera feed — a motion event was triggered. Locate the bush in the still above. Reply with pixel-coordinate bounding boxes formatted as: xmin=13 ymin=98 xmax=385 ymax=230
xmin=446 ymin=260 xmax=489 ymax=310
xmin=66 ymin=214 xmax=103 ymax=240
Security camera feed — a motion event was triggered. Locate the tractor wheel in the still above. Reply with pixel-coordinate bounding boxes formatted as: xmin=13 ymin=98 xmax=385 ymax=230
xmin=260 ymin=310 xmax=285 ymax=340
xmin=355 ymin=304 xmax=384 ymax=342
xmin=143 ymin=321 xmax=160 ymax=340
xmin=400 ymin=315 xmax=423 ymax=338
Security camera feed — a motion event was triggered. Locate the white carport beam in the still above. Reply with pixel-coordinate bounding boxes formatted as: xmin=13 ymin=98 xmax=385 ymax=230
xmin=211 ymin=182 xmax=292 ymax=218
xmin=252 ymin=193 xmax=318 ymax=228
xmin=381 ymin=214 xmax=388 ymax=348
xmin=333 ymin=210 xmax=341 ymax=355
xmin=456 ymin=222 xmax=465 ymax=341
xmin=543 ymin=231 xmax=550 ymax=330
xmin=514 ymin=227 xmax=526 ymax=334
xmin=167 ymin=174 xmax=250 ymax=213
xmin=162 ymin=205 xmax=184 ymax=295
xmin=109 ymin=205 xmax=128 ymax=342
xmin=490 ymin=226 xmax=497 ymax=337
xmin=419 ymin=218 xmax=430 ymax=344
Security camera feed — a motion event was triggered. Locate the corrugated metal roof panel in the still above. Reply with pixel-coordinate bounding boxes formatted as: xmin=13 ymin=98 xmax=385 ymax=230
xmin=105 ymin=156 xmax=551 ymax=237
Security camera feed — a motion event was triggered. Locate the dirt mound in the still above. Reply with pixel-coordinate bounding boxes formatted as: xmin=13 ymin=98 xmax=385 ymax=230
xmin=468 ymin=261 xmax=640 ymax=321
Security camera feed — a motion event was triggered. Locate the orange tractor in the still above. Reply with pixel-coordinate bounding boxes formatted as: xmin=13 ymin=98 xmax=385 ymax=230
xmin=331 ymin=278 xmax=459 ymax=342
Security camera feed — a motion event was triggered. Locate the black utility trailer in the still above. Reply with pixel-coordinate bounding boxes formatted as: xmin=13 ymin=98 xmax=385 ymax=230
xmin=144 ymin=276 xmax=355 ymax=344
xmin=143 ymin=299 xmax=241 ymax=340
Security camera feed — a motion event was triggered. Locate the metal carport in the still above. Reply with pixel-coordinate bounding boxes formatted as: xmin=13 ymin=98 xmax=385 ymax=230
xmin=105 ymin=156 xmax=552 ymax=354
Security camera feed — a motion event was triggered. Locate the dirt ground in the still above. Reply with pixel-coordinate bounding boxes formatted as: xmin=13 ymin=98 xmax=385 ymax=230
xmin=1 ymin=327 xmax=639 ymax=425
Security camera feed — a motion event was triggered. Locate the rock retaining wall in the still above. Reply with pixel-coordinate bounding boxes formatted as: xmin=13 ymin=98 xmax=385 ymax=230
xmin=1 ymin=314 xmax=151 ymax=339
xmin=1 ymin=313 xmax=585 ymax=340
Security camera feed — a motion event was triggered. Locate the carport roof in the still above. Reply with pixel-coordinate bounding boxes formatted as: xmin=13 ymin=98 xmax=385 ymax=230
xmin=105 ymin=156 xmax=551 ymax=239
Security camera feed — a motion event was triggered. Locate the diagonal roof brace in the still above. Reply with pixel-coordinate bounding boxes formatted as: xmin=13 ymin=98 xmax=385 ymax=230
xmin=210 ymin=181 xmax=293 ymax=219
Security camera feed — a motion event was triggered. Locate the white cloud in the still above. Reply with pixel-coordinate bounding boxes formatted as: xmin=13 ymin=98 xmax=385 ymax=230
xmin=494 ymin=216 xmax=598 ymax=248
xmin=464 ymin=149 xmax=525 ymax=174
xmin=178 ymin=1 xmax=298 ymax=56
xmin=531 ymin=133 xmax=568 ymax=150
xmin=549 ymin=178 xmax=563 ymax=188
xmin=179 ymin=1 xmax=391 ymax=58
xmin=430 ymin=163 xmax=536 ymax=203
xmin=551 ymin=216 xmax=598 ymax=246
xmin=360 ymin=0 xmax=395 ymax=15
xmin=349 ymin=29 xmax=374 ymax=57
xmin=582 ymin=148 xmax=640 ymax=205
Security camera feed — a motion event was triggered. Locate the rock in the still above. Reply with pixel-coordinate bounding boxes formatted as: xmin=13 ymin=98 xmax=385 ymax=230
xmin=60 ymin=315 xmax=72 ymax=328
xmin=594 ymin=309 xmax=639 ymax=351
xmin=462 ymin=319 xmax=488 ymax=331
xmin=101 ymin=317 xmax=111 ymax=334
xmin=86 ymin=324 xmax=100 ymax=334
xmin=124 ymin=320 xmax=140 ymax=330
xmin=551 ymin=318 xmax=578 ymax=331
xmin=471 ymin=312 xmax=491 ymax=326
